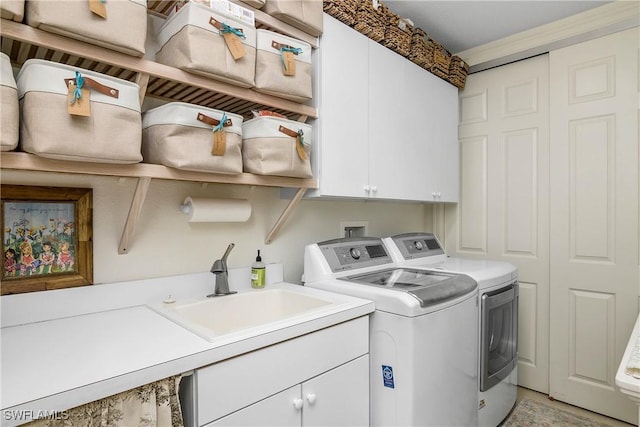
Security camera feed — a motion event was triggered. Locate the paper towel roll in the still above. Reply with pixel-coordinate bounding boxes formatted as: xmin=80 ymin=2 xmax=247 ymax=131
xmin=180 ymin=197 xmax=251 ymax=222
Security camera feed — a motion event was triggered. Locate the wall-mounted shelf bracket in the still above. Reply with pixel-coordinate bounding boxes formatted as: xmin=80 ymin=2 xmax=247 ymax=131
xmin=265 ymin=187 xmax=306 ymax=245
xmin=118 ymin=177 xmax=151 ymax=254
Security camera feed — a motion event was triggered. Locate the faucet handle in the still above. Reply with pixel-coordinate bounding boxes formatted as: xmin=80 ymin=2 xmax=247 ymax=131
xmin=221 ymin=243 xmax=235 ymax=262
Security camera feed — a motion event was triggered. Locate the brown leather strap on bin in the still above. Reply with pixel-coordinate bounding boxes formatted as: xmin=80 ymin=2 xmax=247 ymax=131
xmin=197 ymin=113 xmax=232 ymax=128
xmin=271 ymin=41 xmax=299 ymax=53
xmin=279 ymin=125 xmax=308 ymax=161
xmin=64 ymin=76 xmax=119 ymax=98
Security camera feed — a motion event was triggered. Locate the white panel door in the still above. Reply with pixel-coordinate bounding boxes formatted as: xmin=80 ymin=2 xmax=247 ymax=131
xmin=549 ymin=27 xmax=639 ymax=424
xmin=450 ymin=54 xmax=551 ymax=393
xmin=316 ymin=15 xmax=369 ymax=197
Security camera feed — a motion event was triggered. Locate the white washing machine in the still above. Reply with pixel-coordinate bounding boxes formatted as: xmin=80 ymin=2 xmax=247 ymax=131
xmin=383 ymin=232 xmax=519 ymax=427
xmin=303 ymin=237 xmax=479 ymax=427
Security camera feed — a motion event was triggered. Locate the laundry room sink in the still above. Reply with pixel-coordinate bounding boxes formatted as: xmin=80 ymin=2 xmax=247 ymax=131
xmin=148 ymin=287 xmax=338 ymax=342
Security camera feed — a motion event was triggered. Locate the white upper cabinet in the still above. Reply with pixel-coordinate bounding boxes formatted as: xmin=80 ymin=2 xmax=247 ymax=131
xmin=312 ymin=14 xmax=369 ymax=198
xmin=310 ymin=14 xmax=459 ymax=202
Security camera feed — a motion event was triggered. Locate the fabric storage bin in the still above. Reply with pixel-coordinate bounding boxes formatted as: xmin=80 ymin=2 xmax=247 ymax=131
xmin=17 ymin=59 xmax=142 ymax=164
xmin=1 ymin=0 xmax=24 ymax=22
xmin=25 ymin=0 xmax=146 ymax=57
xmin=1 ymin=53 xmax=19 ymax=151
xmin=142 ymin=102 xmax=243 ymax=174
xmin=155 ymin=2 xmax=256 ymax=88
xmin=239 ymin=0 xmax=265 ymax=9
xmin=242 ymin=116 xmax=312 ymax=178
xmin=263 ymin=0 xmax=323 ymax=36
xmin=254 ymin=30 xmax=312 ymax=102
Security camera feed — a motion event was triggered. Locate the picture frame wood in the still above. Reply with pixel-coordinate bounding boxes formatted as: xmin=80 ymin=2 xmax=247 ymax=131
xmin=1 ymin=185 xmax=93 ymax=295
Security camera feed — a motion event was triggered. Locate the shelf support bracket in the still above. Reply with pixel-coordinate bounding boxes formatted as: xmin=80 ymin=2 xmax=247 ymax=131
xmin=265 ymin=187 xmax=306 ymax=245
xmin=119 ymin=177 xmax=151 ymax=254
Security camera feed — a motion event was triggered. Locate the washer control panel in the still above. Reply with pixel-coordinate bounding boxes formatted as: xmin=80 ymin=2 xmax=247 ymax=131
xmin=392 ymin=232 xmax=445 ymax=260
xmin=318 ymin=237 xmax=394 ymax=273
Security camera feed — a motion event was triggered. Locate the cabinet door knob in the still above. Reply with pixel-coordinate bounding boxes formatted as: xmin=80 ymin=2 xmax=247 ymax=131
xmin=306 ymin=393 xmax=317 ymax=405
xmin=293 ymin=398 xmax=304 ymax=410
xmin=371 ymin=186 xmax=378 ymax=193
xmin=364 ymin=185 xmax=370 ymax=193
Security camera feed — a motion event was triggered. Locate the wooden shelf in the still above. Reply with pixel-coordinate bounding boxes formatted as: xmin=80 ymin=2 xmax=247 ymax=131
xmin=0 ymin=152 xmax=318 ymax=189
xmin=0 ymin=19 xmax=318 ymax=120
xmin=1 ymin=153 xmax=315 ymax=251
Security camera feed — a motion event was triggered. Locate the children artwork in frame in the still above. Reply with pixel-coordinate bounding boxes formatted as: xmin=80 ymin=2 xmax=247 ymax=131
xmin=1 ymin=185 xmax=93 ymax=295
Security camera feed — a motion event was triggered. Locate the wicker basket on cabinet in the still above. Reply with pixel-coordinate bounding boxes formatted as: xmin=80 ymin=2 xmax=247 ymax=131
xmin=382 ymin=12 xmax=413 ymax=57
xmin=408 ymin=27 xmax=435 ymax=69
xmin=353 ymin=0 xmax=389 ymax=42
xmin=323 ymin=0 xmax=358 ymax=27
xmin=431 ymin=42 xmax=452 ymax=80
xmin=448 ymin=55 xmax=469 ymax=89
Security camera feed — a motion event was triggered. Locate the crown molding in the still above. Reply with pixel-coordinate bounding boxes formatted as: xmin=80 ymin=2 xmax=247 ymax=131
xmin=456 ymin=1 xmax=639 ymax=72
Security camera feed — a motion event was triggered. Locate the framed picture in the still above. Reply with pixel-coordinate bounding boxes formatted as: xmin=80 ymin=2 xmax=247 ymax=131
xmin=1 ymin=185 xmax=93 ymax=295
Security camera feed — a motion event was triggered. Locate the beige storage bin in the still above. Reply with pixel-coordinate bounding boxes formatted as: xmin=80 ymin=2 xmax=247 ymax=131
xmin=1 ymin=53 xmax=19 ymax=151
xmin=17 ymin=59 xmax=142 ymax=164
xmin=242 ymin=116 xmax=312 ymax=178
xmin=238 ymin=0 xmax=265 ymax=9
xmin=263 ymin=0 xmax=323 ymax=36
xmin=155 ymin=2 xmax=256 ymax=88
xmin=25 ymin=0 xmax=147 ymax=57
xmin=1 ymin=0 xmax=24 ymax=22
xmin=142 ymin=102 xmax=244 ymax=174
xmin=255 ymin=30 xmax=312 ymax=102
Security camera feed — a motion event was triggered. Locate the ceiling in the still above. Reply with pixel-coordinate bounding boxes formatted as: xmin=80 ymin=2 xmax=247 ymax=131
xmin=383 ymin=1 xmax=612 ymax=54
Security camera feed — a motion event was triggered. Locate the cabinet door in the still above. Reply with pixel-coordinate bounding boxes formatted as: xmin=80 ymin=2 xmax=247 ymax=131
xmin=404 ymin=60 xmax=459 ymax=202
xmin=368 ymin=41 xmax=407 ymax=200
xmin=205 ymin=385 xmax=301 ymax=427
xmin=302 ymin=355 xmax=369 ymax=427
xmin=316 ymin=15 xmax=369 ymax=197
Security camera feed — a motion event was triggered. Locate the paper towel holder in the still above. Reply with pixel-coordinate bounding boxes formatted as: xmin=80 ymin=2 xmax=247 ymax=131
xmin=179 ymin=197 xmax=252 ymax=223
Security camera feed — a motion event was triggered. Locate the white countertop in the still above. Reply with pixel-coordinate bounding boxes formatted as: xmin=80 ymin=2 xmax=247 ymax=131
xmin=616 ymin=311 xmax=640 ymax=403
xmin=0 ymin=268 xmax=374 ymax=427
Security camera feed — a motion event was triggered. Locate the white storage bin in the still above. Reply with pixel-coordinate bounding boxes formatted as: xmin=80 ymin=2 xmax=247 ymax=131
xmin=263 ymin=0 xmax=323 ymax=36
xmin=1 ymin=0 xmax=24 ymax=22
xmin=25 ymin=0 xmax=147 ymax=57
xmin=155 ymin=2 xmax=257 ymax=88
xmin=242 ymin=116 xmax=312 ymax=178
xmin=142 ymin=102 xmax=244 ymax=174
xmin=1 ymin=52 xmax=19 ymax=151
xmin=17 ymin=59 xmax=142 ymax=164
xmin=255 ymin=30 xmax=312 ymax=102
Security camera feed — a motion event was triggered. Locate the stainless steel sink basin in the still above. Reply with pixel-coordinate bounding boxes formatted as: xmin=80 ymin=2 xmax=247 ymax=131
xmin=149 ymin=287 xmax=335 ymax=342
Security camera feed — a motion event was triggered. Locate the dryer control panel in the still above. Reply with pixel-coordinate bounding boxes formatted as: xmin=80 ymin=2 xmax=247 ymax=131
xmin=317 ymin=237 xmax=394 ymax=273
xmin=391 ymin=232 xmax=445 ymax=260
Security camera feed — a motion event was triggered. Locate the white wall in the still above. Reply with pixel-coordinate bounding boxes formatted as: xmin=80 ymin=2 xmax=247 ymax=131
xmin=2 ymin=170 xmax=432 ymax=286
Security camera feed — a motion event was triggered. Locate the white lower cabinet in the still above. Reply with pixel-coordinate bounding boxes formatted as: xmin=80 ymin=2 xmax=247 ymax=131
xmin=194 ymin=317 xmax=370 ymax=427
xmin=207 ymin=356 xmax=369 ymax=427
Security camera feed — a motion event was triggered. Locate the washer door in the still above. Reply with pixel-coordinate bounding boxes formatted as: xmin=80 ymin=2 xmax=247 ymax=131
xmin=480 ymin=283 xmax=518 ymax=391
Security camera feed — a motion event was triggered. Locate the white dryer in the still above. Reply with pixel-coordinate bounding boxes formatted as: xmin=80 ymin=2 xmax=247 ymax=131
xmin=304 ymin=237 xmax=479 ymax=427
xmin=383 ymin=232 xmax=519 ymax=427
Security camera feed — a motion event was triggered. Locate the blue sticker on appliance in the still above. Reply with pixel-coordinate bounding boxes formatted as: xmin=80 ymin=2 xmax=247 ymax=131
xmin=382 ymin=365 xmax=395 ymax=389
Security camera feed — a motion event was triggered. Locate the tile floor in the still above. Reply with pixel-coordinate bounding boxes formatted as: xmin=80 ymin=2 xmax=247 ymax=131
xmin=516 ymin=387 xmax=634 ymax=426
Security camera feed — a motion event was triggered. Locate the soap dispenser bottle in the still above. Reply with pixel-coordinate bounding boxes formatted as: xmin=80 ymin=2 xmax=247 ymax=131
xmin=251 ymin=250 xmax=265 ymax=289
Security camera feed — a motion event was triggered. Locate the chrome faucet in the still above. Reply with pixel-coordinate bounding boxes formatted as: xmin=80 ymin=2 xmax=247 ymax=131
xmin=207 ymin=243 xmax=237 ymax=297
